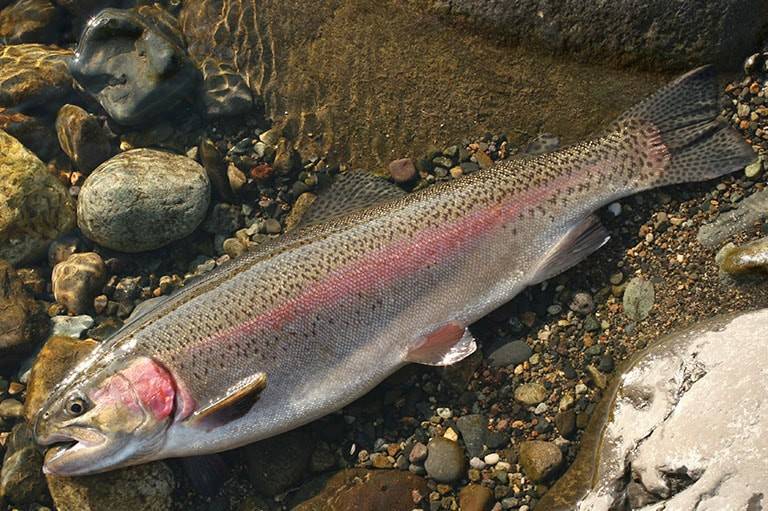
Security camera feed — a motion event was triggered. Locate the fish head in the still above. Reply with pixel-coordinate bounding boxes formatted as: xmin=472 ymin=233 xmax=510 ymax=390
xmin=34 ymin=355 xmax=177 ymax=475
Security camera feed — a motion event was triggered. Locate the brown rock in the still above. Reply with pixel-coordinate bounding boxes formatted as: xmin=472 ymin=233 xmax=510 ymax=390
xmin=284 ymin=192 xmax=317 ymax=232
xmin=24 ymin=336 xmax=98 ymax=424
xmin=0 ymin=0 xmax=60 ymax=44
xmin=199 ymin=138 xmax=235 ymax=202
xmin=519 ymin=440 xmax=563 ymax=483
xmin=0 ymin=129 xmax=76 ymax=265
xmin=459 ymin=484 xmax=494 ymax=511
xmin=0 ymin=44 xmax=73 ymax=110
xmin=290 ymin=468 xmax=428 ymax=511
xmin=0 ymin=422 xmax=47 ymax=505
xmin=0 ymin=108 xmax=58 ymax=160
xmin=55 ymin=104 xmax=112 ymax=173
xmin=554 ymin=410 xmax=576 ymax=439
xmin=47 ymin=461 xmax=174 ymax=511
xmin=272 ymin=138 xmax=300 ymax=175
xmin=388 ymin=158 xmax=417 ymax=183
xmin=474 ymin=150 xmax=493 ymax=169
xmin=51 ymin=252 xmax=107 ymax=314
xmin=0 ymin=260 xmax=45 ymax=370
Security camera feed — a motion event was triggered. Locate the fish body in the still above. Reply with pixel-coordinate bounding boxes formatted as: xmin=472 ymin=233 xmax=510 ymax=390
xmin=34 ymin=66 xmax=754 ymax=475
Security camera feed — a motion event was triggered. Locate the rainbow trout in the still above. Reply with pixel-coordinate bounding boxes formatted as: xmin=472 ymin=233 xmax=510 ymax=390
xmin=35 ymin=66 xmax=753 ymax=475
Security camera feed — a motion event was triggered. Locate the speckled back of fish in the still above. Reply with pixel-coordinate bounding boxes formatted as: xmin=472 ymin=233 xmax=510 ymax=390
xmin=34 ymin=66 xmax=755 ymax=475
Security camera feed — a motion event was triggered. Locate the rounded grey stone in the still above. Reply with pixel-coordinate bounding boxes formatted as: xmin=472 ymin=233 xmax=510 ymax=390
xmin=487 ymin=340 xmax=532 ymax=367
xmin=623 ymin=277 xmax=655 ymax=321
xmin=424 ymin=437 xmax=465 ymax=483
xmin=78 ymin=149 xmax=210 ymax=252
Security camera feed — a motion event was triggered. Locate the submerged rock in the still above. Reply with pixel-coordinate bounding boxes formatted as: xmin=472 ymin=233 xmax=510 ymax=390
xmin=0 ymin=260 xmax=46 ymax=370
xmin=55 ymin=104 xmax=112 ymax=173
xmin=47 ymin=462 xmax=175 ymax=511
xmin=77 ymin=149 xmax=210 ymax=252
xmin=0 ymin=130 xmax=76 ymax=265
xmin=0 ymin=423 xmax=47 ymax=505
xmin=70 ymin=6 xmax=200 ymax=125
xmin=52 ymin=252 xmax=107 ymax=315
xmin=538 ymin=309 xmax=768 ymax=510
xmin=0 ymin=44 xmax=73 ymax=110
xmin=0 ymin=108 xmax=58 ymax=161
xmin=24 ymin=335 xmax=98 ymax=424
xmin=0 ymin=0 xmax=60 ymax=44
xmin=439 ymin=0 xmax=767 ymax=70
xmin=290 ymin=468 xmax=428 ymax=511
xmin=179 ymin=0 xmax=668 ymax=169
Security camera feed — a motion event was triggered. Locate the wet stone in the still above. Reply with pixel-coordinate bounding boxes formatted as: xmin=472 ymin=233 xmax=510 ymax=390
xmin=70 ymin=7 xmax=200 ymax=125
xmin=24 ymin=336 xmax=97 ymax=423
xmin=0 ymin=0 xmax=59 ymax=44
xmin=47 ymin=462 xmax=175 ymax=511
xmin=568 ymin=292 xmax=594 ymax=315
xmin=50 ymin=315 xmax=94 ymax=339
xmin=0 ymin=108 xmax=58 ymax=161
xmin=389 ymin=157 xmax=417 ymax=183
xmin=0 ymin=423 xmax=46 ymax=505
xmin=424 ymin=437 xmax=465 ymax=483
xmin=290 ymin=468 xmax=429 ymax=511
xmin=52 ymin=252 xmax=107 ymax=315
xmin=487 ymin=340 xmax=532 ymax=367
xmin=716 ymin=237 xmax=768 ymax=278
xmin=408 ymin=442 xmax=428 ymax=463
xmin=0 ymin=44 xmax=73 ymax=110
xmin=0 ymin=260 xmax=44 ymax=370
xmin=456 ymin=414 xmax=487 ymax=458
xmin=554 ymin=410 xmax=576 ymax=439
xmin=622 ymin=277 xmax=655 ymax=321
xmin=518 ymin=440 xmax=563 ymax=483
xmin=0 ymin=130 xmax=76 ymax=265
xmin=55 ymin=104 xmax=112 ymax=173
xmin=78 ymin=149 xmax=210 ymax=252
xmin=514 ymin=383 xmax=549 ymax=406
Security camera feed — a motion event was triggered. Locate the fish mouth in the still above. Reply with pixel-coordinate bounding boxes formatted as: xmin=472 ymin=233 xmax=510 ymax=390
xmin=40 ymin=429 xmax=109 ymax=475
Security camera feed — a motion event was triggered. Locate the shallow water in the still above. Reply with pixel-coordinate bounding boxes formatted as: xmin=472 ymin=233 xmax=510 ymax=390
xmin=180 ymin=0 xmax=671 ymax=168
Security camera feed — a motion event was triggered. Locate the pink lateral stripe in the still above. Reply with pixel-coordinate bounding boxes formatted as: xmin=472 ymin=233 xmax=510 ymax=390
xmin=187 ymin=168 xmax=594 ymax=355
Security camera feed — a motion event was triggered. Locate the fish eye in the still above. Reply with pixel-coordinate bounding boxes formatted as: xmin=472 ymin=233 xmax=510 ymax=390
xmin=66 ymin=396 xmax=88 ymax=417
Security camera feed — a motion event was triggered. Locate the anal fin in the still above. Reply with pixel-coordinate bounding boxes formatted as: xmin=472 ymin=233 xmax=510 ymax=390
xmin=530 ymin=215 xmax=610 ymax=285
xmin=406 ymin=322 xmax=478 ymax=366
xmin=188 ymin=372 xmax=267 ymax=430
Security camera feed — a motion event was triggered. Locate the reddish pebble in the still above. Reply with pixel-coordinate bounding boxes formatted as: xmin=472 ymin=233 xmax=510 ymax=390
xmin=250 ymin=163 xmax=273 ymax=181
xmin=388 ymin=158 xmax=417 ymax=183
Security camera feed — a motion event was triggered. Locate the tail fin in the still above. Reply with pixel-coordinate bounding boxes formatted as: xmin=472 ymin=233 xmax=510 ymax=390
xmin=610 ymin=65 xmax=755 ymax=188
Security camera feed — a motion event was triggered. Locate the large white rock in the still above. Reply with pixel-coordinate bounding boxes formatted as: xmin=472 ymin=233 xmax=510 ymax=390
xmin=540 ymin=309 xmax=768 ymax=510
xmin=77 ymin=149 xmax=210 ymax=252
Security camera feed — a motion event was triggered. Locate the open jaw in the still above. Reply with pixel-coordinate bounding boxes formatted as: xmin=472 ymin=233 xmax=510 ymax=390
xmin=39 ymin=428 xmax=109 ymax=475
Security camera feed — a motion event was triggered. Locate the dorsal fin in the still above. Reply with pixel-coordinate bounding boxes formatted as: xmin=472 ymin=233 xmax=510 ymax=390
xmin=297 ymin=170 xmax=406 ymax=228
xmin=188 ymin=372 xmax=267 ymax=430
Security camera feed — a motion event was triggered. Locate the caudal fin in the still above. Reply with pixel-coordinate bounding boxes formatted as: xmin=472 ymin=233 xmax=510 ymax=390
xmin=611 ymin=65 xmax=755 ymax=187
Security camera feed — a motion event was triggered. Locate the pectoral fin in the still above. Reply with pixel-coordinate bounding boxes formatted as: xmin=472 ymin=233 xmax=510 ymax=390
xmin=406 ymin=322 xmax=477 ymax=366
xmin=189 ymin=372 xmax=267 ymax=430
